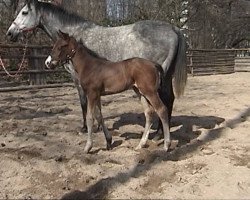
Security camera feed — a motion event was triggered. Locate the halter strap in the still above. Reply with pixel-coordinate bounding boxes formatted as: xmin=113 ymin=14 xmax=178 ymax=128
xmin=59 ymin=48 xmax=77 ymax=66
xmin=66 ymin=49 xmax=77 ymax=60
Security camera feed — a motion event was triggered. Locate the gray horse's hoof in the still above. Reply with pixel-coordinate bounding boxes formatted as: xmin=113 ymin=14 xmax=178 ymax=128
xmin=81 ymin=126 xmax=88 ymax=133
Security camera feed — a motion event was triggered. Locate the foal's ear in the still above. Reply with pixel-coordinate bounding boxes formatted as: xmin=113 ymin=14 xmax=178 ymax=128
xmin=57 ymin=30 xmax=70 ymax=41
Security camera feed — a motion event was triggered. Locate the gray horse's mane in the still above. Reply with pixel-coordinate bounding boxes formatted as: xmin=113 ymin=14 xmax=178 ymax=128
xmin=78 ymin=39 xmax=108 ymax=61
xmin=36 ymin=1 xmax=95 ymax=26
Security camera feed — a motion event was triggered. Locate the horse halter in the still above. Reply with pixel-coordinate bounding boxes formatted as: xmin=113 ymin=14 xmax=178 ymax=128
xmin=59 ymin=48 xmax=77 ymax=65
xmin=66 ymin=49 xmax=77 ymax=61
xmin=13 ymin=21 xmax=39 ymax=33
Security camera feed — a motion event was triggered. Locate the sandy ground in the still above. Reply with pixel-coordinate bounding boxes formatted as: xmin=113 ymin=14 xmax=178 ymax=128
xmin=0 ymin=72 xmax=249 ymax=199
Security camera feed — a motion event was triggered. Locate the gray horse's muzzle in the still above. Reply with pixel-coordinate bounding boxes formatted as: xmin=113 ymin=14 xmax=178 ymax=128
xmin=6 ymin=23 xmax=21 ymax=42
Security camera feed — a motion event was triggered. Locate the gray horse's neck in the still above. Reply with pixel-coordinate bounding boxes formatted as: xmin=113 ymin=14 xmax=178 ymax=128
xmin=39 ymin=7 xmax=99 ymax=41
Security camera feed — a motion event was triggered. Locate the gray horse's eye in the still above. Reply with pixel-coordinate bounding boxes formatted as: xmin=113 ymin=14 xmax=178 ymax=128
xmin=22 ymin=11 xmax=28 ymax=15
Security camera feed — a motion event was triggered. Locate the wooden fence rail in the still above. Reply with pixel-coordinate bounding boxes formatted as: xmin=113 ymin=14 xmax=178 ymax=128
xmin=235 ymin=57 xmax=250 ymax=72
xmin=187 ymin=49 xmax=237 ymax=76
xmin=1 ymin=44 xmax=250 ymax=88
xmin=0 ymin=43 xmax=71 ymax=86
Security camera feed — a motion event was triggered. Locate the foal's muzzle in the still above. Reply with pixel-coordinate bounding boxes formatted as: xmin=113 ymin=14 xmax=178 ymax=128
xmin=45 ymin=56 xmax=58 ymax=69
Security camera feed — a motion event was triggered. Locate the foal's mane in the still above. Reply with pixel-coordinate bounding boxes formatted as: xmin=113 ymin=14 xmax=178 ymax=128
xmin=37 ymin=1 xmax=95 ymax=27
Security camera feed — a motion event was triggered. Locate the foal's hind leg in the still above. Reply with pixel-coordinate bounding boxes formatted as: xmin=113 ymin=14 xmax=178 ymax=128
xmin=145 ymin=93 xmax=171 ymax=151
xmin=136 ymin=96 xmax=155 ymax=150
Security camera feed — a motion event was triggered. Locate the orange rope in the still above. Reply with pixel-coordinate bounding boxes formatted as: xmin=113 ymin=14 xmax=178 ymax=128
xmin=0 ymin=40 xmax=28 ymax=78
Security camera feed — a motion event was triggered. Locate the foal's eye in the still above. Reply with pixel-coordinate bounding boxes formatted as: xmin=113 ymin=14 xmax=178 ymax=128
xmin=22 ymin=11 xmax=28 ymax=15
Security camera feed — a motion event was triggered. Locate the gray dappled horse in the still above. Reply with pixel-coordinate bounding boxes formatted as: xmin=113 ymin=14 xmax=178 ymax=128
xmin=6 ymin=0 xmax=187 ymax=132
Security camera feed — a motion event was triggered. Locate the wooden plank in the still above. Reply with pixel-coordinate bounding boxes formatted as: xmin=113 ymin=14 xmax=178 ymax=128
xmin=0 ymin=44 xmax=52 ymax=49
xmin=235 ymin=67 xmax=250 ymax=72
xmin=191 ymin=64 xmax=235 ymax=68
xmin=190 ymin=65 xmax=235 ymax=75
xmin=0 ymin=83 xmax=74 ymax=93
xmin=1 ymin=55 xmax=49 ymax=59
xmin=0 ymin=69 xmax=66 ymax=75
xmin=235 ymin=56 xmax=250 ymax=72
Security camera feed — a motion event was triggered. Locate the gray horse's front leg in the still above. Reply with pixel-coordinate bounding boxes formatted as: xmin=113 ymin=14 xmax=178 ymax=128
xmin=64 ymin=63 xmax=87 ymax=132
xmin=75 ymin=82 xmax=88 ymax=132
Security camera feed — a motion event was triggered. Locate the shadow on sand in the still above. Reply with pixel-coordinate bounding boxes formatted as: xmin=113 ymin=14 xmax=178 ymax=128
xmin=61 ymin=107 xmax=250 ymax=200
xmin=112 ymin=112 xmax=225 ymax=147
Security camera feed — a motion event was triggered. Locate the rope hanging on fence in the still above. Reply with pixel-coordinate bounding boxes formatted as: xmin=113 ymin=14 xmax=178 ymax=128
xmin=0 ymin=40 xmax=28 ymax=78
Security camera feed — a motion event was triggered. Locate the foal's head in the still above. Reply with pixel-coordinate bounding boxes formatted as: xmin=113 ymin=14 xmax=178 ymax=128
xmin=45 ymin=30 xmax=78 ymax=68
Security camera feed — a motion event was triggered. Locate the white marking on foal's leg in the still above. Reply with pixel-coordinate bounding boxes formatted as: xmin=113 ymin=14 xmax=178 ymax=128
xmin=84 ymin=99 xmax=95 ymax=153
xmin=136 ymin=96 xmax=154 ymax=150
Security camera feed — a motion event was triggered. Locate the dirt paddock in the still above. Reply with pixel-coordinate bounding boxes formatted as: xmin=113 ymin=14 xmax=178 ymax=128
xmin=0 ymin=72 xmax=249 ymax=199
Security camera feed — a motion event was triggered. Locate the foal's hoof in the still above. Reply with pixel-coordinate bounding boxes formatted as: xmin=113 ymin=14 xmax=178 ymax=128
xmin=135 ymin=144 xmax=145 ymax=151
xmin=163 ymin=142 xmax=171 ymax=152
xmin=163 ymin=146 xmax=169 ymax=152
xmin=84 ymin=143 xmax=93 ymax=154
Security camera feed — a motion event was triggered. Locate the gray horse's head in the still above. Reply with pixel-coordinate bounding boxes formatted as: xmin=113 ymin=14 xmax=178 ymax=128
xmin=6 ymin=0 xmax=41 ymax=42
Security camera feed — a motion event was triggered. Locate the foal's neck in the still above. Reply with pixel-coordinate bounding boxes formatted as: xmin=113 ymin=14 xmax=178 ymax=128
xmin=70 ymin=44 xmax=107 ymax=73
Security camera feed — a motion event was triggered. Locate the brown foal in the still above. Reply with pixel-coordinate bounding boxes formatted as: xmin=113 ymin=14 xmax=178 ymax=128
xmin=47 ymin=31 xmax=171 ymax=153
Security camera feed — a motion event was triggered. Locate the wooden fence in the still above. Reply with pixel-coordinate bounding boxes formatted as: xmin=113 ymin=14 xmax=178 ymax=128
xmin=188 ymin=49 xmax=235 ymax=76
xmin=235 ymin=57 xmax=250 ymax=72
xmin=0 ymin=43 xmax=71 ymax=88
xmin=187 ymin=49 xmax=250 ymax=76
xmin=1 ymin=44 xmax=250 ymax=89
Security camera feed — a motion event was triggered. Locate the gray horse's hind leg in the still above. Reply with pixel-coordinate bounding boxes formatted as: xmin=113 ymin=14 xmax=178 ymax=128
xmin=155 ymin=39 xmax=177 ymax=137
xmin=154 ymin=75 xmax=174 ymax=141
xmin=159 ymin=74 xmax=175 ymax=124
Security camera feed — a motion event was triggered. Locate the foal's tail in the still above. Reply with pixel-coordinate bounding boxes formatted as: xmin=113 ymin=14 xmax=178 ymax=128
xmin=173 ymin=27 xmax=187 ymax=98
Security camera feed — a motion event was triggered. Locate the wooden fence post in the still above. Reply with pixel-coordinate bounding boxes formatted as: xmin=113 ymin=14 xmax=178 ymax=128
xmin=28 ymin=48 xmax=47 ymax=85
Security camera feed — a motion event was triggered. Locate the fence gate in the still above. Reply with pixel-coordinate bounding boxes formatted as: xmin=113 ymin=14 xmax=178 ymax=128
xmin=188 ymin=49 xmax=236 ymax=76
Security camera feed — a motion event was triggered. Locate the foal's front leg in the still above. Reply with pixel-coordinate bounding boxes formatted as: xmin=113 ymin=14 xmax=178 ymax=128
xmin=84 ymin=92 xmax=98 ymax=153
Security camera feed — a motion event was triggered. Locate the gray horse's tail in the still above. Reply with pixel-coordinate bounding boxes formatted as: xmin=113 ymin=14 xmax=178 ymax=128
xmin=173 ymin=27 xmax=187 ymax=98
